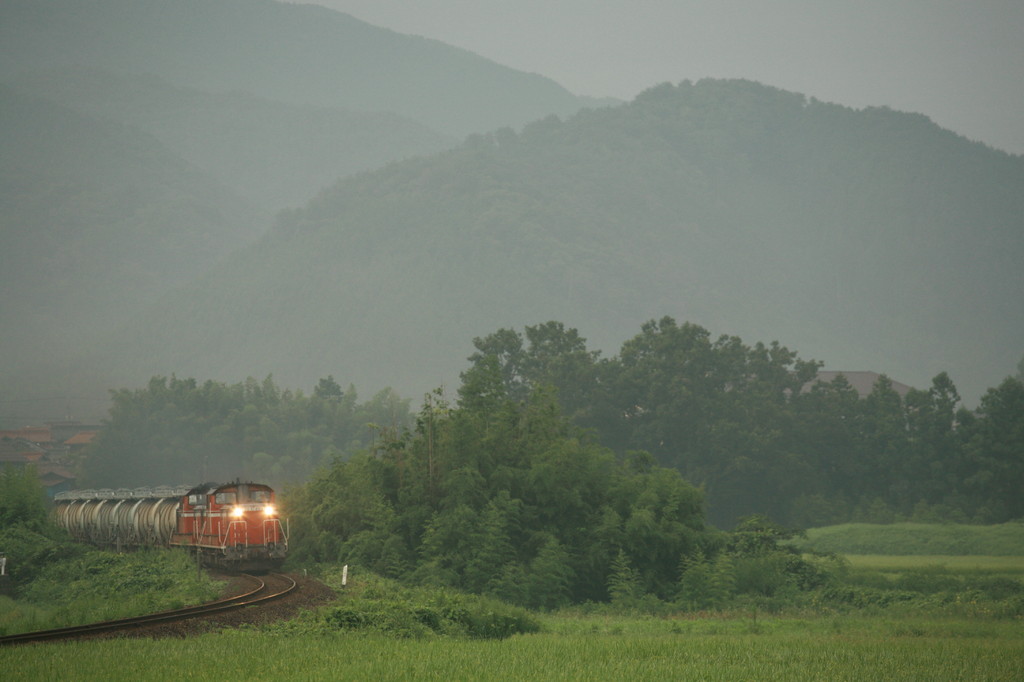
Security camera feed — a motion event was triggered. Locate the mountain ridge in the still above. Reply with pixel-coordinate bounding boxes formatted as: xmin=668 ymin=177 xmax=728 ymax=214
xmin=0 ymin=0 xmax=595 ymax=137
xmin=96 ymin=79 xmax=1023 ymax=406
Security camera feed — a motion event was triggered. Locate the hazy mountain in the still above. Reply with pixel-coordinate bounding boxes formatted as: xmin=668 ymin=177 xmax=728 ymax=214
xmin=97 ymin=80 xmax=1023 ymax=405
xmin=1 ymin=0 xmax=608 ymax=425
xmin=0 ymin=85 xmax=260 ymax=416
xmin=0 ymin=0 xmax=595 ymax=138
xmin=9 ymin=67 xmax=456 ymax=214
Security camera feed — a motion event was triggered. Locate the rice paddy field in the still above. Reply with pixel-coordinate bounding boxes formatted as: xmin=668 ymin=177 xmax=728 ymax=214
xmin=4 ymin=523 xmax=1024 ymax=680
xmin=3 ymin=616 xmax=1023 ymax=681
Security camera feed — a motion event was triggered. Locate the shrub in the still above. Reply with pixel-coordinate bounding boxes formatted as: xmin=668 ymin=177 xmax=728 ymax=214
xmin=317 ymin=570 xmax=540 ymax=639
xmin=0 ymin=525 xmax=83 ymax=591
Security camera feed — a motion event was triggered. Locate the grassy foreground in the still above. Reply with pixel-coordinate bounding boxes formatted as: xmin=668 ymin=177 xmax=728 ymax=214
xmin=5 ymin=523 xmax=1024 ymax=680
xmin=3 ymin=617 xmax=1023 ymax=681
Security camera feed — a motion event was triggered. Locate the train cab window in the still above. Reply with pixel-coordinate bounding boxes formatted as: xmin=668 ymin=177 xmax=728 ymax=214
xmin=215 ymin=492 xmax=236 ymax=505
xmin=188 ymin=494 xmax=205 ymax=507
xmin=250 ymin=490 xmax=270 ymax=503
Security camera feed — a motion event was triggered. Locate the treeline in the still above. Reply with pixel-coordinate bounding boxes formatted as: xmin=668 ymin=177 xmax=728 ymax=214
xmin=79 ymin=375 xmax=411 ymax=487
xmin=72 ymin=318 xmax=1024 ymax=608
xmin=283 ymin=318 xmax=1023 ymax=608
xmin=286 ymin=377 xmax=829 ymax=610
xmin=80 ymin=318 xmax=1023 ymax=526
xmin=459 ymin=319 xmax=1024 ymax=527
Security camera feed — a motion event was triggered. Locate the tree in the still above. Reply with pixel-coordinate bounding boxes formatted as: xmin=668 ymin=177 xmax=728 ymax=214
xmin=465 ymin=328 xmax=528 ymax=402
xmin=314 ymin=375 xmax=344 ymax=400
xmin=287 ymin=372 xmax=708 ymax=606
xmin=963 ymin=377 xmax=1024 ymax=521
xmin=83 ymin=375 xmax=412 ymax=488
xmin=0 ymin=464 xmax=48 ymax=530
xmin=607 ymin=550 xmax=642 ymax=605
xmin=897 ymin=373 xmax=965 ymax=512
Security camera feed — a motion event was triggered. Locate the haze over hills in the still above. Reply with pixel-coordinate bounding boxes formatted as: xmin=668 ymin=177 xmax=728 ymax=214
xmin=0 ymin=0 xmax=597 ymax=138
xmin=9 ymin=67 xmax=455 ymax=215
xmin=1 ymin=69 xmax=452 ymax=417
xmin=1 ymin=0 xmax=600 ymax=425
xmin=0 ymin=85 xmax=259 ymax=366
xmin=1 ymin=0 xmax=1021 ymax=427
xmin=94 ymin=80 xmax=1024 ymax=407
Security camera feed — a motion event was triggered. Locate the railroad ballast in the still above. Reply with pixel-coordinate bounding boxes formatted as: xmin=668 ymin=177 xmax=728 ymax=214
xmin=53 ymin=481 xmax=287 ymax=571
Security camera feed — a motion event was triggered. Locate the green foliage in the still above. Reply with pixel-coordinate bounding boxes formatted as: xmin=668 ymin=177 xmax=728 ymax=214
xmin=0 ymin=524 xmax=82 ymax=591
xmin=23 ymin=548 xmax=219 ymax=609
xmin=607 ymin=550 xmax=642 ymax=606
xmin=0 ymin=466 xmax=78 ymax=590
xmin=288 ymin=378 xmax=707 ymax=607
xmin=280 ymin=569 xmax=539 ymax=639
xmin=82 ymin=375 xmax=412 ymax=487
xmin=462 ymin=322 xmax=1024 ymax=529
xmin=0 ymin=465 xmax=48 ymax=529
xmin=287 ymin=316 xmax=1024 ymax=608
xmin=1 ymin=548 xmax=219 ymax=635
xmin=677 ymin=550 xmax=734 ymax=610
xmin=673 ymin=515 xmax=834 ymax=611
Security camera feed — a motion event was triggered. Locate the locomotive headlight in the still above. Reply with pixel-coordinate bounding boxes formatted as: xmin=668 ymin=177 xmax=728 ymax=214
xmin=231 ymin=506 xmax=244 ymax=518
xmin=263 ymin=505 xmax=276 ymax=516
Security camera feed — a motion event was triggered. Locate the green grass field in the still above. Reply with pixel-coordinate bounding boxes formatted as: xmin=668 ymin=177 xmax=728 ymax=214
xmin=844 ymin=555 xmax=1024 ymax=573
xmin=799 ymin=522 xmax=1024 ymax=556
xmin=4 ymin=524 xmax=1024 ymax=680
xmin=4 ymin=618 xmax=1024 ymax=681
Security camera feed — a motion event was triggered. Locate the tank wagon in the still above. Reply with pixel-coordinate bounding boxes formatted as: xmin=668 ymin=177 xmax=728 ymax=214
xmin=54 ymin=482 xmax=287 ymax=571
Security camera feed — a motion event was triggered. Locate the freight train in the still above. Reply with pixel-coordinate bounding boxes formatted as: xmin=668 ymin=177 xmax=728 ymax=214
xmin=53 ymin=481 xmax=287 ymax=572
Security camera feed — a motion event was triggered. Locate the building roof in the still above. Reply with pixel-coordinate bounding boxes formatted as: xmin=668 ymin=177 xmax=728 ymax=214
xmin=38 ymin=466 xmax=75 ymax=486
xmin=0 ymin=437 xmax=47 ymax=464
xmin=64 ymin=431 xmax=98 ymax=446
xmin=804 ymin=371 xmax=914 ymax=399
xmin=0 ymin=427 xmax=53 ymax=444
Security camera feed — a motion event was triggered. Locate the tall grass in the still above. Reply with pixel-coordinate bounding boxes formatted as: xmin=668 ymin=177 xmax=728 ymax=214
xmin=798 ymin=522 xmax=1024 ymax=556
xmin=4 ymin=623 xmax=1023 ymax=681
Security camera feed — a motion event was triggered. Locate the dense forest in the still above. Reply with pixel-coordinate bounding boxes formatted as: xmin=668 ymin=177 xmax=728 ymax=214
xmin=73 ymin=320 xmax=1024 ymax=607
xmin=79 ymin=376 xmax=410 ymax=487
xmin=79 ymin=320 xmax=1024 ymax=532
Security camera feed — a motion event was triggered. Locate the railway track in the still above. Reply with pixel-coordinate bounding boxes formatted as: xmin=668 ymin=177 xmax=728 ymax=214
xmin=0 ymin=573 xmax=297 ymax=646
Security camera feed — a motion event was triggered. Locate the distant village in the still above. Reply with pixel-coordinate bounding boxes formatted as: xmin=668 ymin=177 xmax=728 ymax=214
xmin=0 ymin=420 xmax=100 ymax=498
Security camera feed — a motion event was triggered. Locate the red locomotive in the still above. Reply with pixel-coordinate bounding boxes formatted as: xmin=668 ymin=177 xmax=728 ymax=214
xmin=54 ymin=481 xmax=287 ymax=571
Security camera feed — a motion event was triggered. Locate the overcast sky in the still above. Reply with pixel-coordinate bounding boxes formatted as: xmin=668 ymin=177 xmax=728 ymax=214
xmin=306 ymin=0 xmax=1024 ymax=155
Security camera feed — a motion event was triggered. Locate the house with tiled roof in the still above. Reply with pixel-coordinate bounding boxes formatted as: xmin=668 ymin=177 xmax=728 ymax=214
xmin=0 ymin=437 xmax=46 ymax=466
xmin=47 ymin=420 xmax=102 ymax=445
xmin=64 ymin=430 xmax=97 ymax=449
xmin=1 ymin=434 xmax=78 ymax=497
xmin=0 ymin=426 xmax=53 ymax=446
xmin=803 ymin=371 xmax=914 ymax=399
xmin=36 ymin=464 xmax=76 ymax=497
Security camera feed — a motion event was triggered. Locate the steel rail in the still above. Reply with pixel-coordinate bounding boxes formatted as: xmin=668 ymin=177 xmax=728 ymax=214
xmin=0 ymin=573 xmax=297 ymax=646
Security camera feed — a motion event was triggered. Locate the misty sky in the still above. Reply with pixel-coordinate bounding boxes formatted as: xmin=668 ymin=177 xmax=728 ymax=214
xmin=307 ymin=0 xmax=1024 ymax=155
